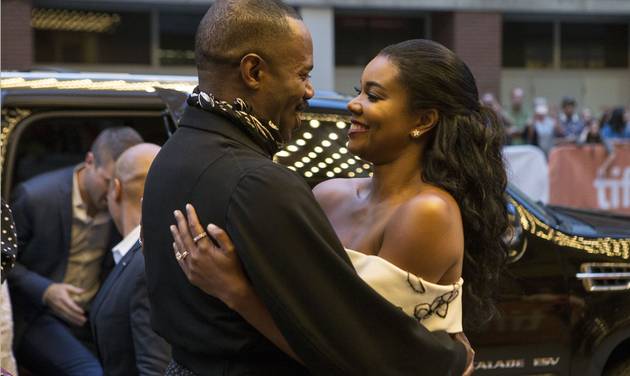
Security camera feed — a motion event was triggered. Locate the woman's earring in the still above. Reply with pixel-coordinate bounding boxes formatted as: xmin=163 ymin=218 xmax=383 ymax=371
xmin=410 ymin=129 xmax=422 ymax=138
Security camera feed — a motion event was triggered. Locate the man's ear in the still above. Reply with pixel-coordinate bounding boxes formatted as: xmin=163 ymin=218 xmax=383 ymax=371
xmin=239 ymin=53 xmax=266 ymax=90
xmin=112 ymin=178 xmax=122 ymax=202
xmin=410 ymin=109 xmax=439 ymax=139
xmin=85 ymin=151 xmax=95 ymax=167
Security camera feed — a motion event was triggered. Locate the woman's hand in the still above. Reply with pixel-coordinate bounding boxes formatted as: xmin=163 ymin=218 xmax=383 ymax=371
xmin=170 ymin=204 xmax=250 ymax=308
xmin=451 ymin=332 xmax=475 ymax=376
xmin=170 ymin=204 xmax=300 ymax=361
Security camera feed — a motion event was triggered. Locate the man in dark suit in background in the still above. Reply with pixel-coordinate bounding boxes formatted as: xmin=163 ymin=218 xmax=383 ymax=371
xmin=142 ymin=1 xmax=467 ymax=374
xmin=90 ymin=143 xmax=171 ymax=376
xmin=9 ymin=127 xmax=143 ymax=376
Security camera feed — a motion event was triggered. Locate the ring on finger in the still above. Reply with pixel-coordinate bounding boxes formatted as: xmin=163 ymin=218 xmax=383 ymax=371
xmin=180 ymin=250 xmax=189 ymax=260
xmin=176 ymin=250 xmax=187 ymax=261
xmin=193 ymin=232 xmax=208 ymax=243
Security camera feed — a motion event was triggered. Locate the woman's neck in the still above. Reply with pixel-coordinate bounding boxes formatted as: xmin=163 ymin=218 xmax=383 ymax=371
xmin=366 ymin=150 xmax=424 ymax=204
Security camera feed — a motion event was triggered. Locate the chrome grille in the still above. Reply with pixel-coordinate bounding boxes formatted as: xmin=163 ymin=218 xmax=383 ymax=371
xmin=576 ymin=263 xmax=630 ymax=292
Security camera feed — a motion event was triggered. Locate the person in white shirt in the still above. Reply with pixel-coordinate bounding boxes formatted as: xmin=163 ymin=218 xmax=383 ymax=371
xmin=90 ymin=143 xmax=170 ymax=376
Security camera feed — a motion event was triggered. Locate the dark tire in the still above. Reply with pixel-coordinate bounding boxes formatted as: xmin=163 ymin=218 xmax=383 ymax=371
xmin=604 ymin=356 xmax=630 ymax=376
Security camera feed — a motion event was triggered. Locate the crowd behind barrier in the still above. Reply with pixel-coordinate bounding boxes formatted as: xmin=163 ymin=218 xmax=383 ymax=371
xmin=549 ymin=143 xmax=630 ymax=215
xmin=491 ymin=88 xmax=630 ymax=215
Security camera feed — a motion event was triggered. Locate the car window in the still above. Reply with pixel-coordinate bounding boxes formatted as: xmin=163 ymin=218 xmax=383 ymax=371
xmin=4 ymin=112 xmax=167 ymax=198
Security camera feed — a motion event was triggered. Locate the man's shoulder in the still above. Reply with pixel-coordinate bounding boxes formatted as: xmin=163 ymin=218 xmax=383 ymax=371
xmin=14 ymin=166 xmax=73 ymax=202
xmin=20 ymin=166 xmax=73 ymax=189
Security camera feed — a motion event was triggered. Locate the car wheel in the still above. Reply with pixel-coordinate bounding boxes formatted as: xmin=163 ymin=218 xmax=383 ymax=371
xmin=604 ymin=356 xmax=630 ymax=376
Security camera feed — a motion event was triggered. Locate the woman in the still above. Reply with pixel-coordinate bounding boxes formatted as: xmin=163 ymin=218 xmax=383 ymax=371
xmin=171 ymin=39 xmax=508 ymax=362
xmin=601 ymin=107 xmax=630 ymax=140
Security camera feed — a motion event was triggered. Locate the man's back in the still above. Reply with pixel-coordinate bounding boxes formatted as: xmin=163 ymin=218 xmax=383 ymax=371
xmin=143 ymin=107 xmax=305 ymax=374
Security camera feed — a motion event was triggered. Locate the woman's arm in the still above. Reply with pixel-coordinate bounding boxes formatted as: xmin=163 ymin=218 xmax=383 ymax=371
xmin=170 ymin=205 xmax=301 ymax=362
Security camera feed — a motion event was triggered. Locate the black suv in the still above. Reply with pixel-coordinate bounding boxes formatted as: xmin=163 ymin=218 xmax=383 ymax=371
xmin=2 ymin=72 xmax=629 ymax=375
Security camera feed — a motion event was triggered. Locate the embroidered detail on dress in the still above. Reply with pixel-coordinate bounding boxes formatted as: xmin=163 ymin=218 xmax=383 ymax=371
xmin=406 ymin=272 xmax=426 ymax=294
xmin=413 ymin=288 xmax=460 ymax=322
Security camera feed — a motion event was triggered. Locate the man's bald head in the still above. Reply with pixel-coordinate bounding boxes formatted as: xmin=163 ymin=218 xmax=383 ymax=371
xmin=113 ymin=143 xmax=161 ymax=204
xmin=195 ymin=0 xmax=301 ymax=72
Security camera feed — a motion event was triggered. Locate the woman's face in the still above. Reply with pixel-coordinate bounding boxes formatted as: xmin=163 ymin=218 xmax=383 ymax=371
xmin=346 ymin=55 xmax=421 ymax=165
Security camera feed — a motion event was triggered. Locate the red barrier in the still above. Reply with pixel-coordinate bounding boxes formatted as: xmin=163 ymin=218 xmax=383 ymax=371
xmin=548 ymin=143 xmax=630 ymax=214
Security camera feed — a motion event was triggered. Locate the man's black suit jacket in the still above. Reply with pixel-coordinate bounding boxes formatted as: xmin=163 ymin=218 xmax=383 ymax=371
xmin=142 ymin=106 xmax=466 ymax=376
xmin=9 ymin=166 xmax=117 ymax=345
xmin=90 ymin=241 xmax=171 ymax=376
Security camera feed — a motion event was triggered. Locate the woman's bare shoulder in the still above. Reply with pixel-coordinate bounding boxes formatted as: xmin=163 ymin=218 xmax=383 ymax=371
xmin=312 ymin=178 xmax=368 ymax=209
xmin=404 ymin=188 xmax=461 ymax=224
xmin=380 ymin=187 xmax=463 ymax=283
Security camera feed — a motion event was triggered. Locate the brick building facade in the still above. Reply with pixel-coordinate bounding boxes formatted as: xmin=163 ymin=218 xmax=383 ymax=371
xmin=1 ymin=0 xmax=33 ymax=70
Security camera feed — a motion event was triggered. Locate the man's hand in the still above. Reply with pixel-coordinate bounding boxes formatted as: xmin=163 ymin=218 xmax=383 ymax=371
xmin=451 ymin=332 xmax=475 ymax=375
xmin=42 ymin=283 xmax=86 ymax=326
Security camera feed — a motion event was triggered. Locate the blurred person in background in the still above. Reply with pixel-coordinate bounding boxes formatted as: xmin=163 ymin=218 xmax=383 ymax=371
xmin=526 ymin=102 xmax=563 ymax=157
xmin=9 ymin=127 xmax=142 ymax=376
xmin=601 ymin=107 xmax=630 ymax=140
xmin=596 ymin=107 xmax=629 ymax=177
xmin=558 ymin=96 xmax=584 ymax=141
xmin=578 ymin=116 xmax=603 ymax=144
xmin=482 ymin=92 xmax=512 ymax=143
xmin=506 ymin=87 xmax=530 ymax=145
xmin=90 ymin=143 xmax=171 ymax=376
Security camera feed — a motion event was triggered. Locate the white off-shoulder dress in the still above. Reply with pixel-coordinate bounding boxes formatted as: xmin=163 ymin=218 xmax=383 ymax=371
xmin=346 ymin=249 xmax=463 ymax=333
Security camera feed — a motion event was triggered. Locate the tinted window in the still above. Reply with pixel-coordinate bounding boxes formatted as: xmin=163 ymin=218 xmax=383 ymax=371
xmin=159 ymin=12 xmax=202 ymax=66
xmin=33 ymin=8 xmax=151 ymax=65
xmin=335 ymin=15 xmax=425 ymax=66
xmin=502 ymin=22 xmax=553 ymax=68
xmin=561 ymin=23 xmax=628 ymax=68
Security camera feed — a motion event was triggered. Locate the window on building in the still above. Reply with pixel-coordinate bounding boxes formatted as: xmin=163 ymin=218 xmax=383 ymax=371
xmin=335 ymin=15 xmax=425 ymax=66
xmin=561 ymin=23 xmax=628 ymax=68
xmin=502 ymin=22 xmax=553 ymax=68
xmin=159 ymin=12 xmax=202 ymax=66
xmin=33 ymin=8 xmax=151 ymax=65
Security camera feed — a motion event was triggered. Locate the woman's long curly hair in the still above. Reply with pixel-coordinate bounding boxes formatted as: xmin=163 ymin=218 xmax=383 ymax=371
xmin=380 ymin=39 xmax=509 ymax=329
